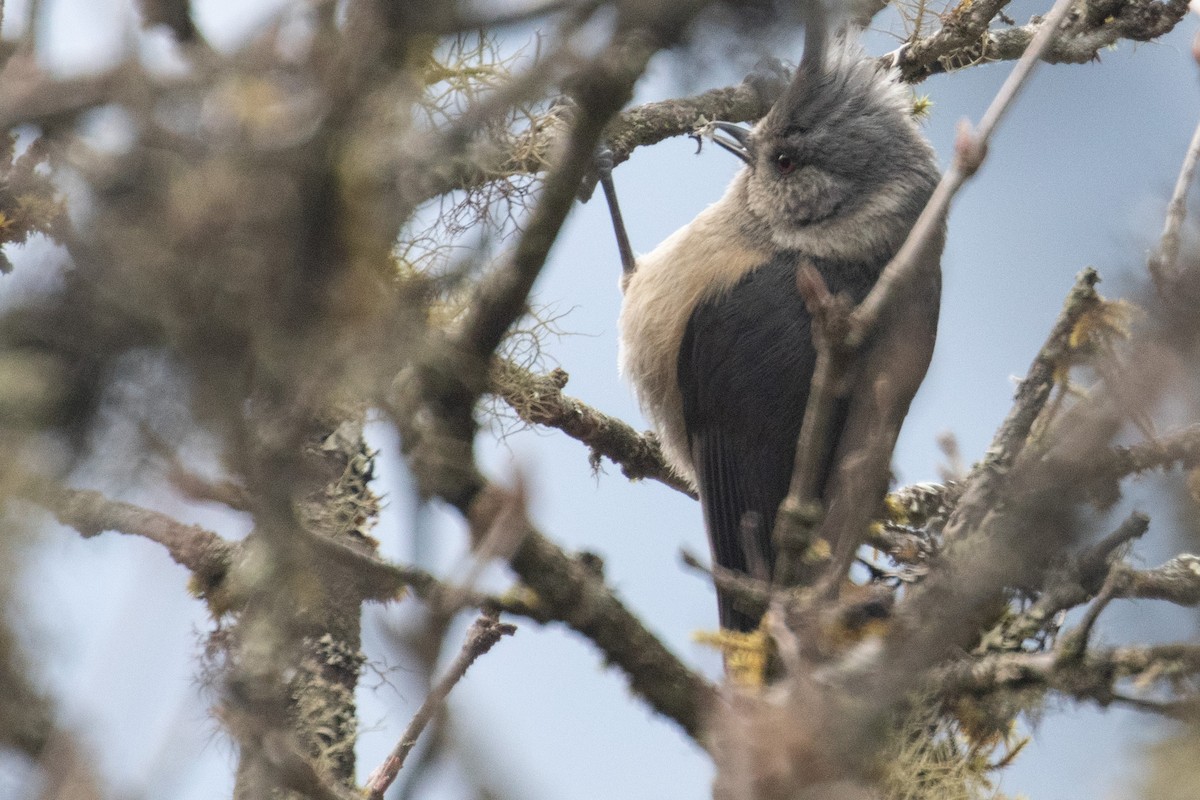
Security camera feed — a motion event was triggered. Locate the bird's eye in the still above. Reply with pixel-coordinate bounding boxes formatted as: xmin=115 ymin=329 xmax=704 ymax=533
xmin=775 ymin=153 xmax=796 ymax=175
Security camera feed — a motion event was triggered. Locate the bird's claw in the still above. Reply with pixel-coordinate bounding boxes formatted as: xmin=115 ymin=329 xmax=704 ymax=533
xmin=577 ymin=143 xmax=615 ymax=203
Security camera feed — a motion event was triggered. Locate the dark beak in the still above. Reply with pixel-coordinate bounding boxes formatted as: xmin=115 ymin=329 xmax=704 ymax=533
xmin=709 ymin=121 xmax=754 ymax=164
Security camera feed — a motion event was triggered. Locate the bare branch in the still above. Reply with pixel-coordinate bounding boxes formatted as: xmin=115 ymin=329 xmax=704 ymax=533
xmin=852 ymin=0 xmax=1081 ymax=346
xmin=457 ymin=34 xmax=661 ymax=361
xmin=681 ymin=548 xmax=773 ymax=609
xmin=786 ymin=266 xmax=851 ymax=508
xmin=467 ymin=484 xmax=719 ymax=743
xmin=365 ymin=612 xmax=517 ymax=800
xmin=434 ymin=71 xmax=783 ymax=202
xmin=1118 ymin=555 xmax=1200 ymax=606
xmin=1106 ymin=424 xmax=1200 ymax=478
xmin=0 ymin=60 xmax=143 ymax=131
xmin=1059 ymin=568 xmax=1122 ymax=659
xmin=941 ymin=643 xmax=1200 ymax=709
xmin=1149 ymin=114 xmax=1200 ymax=292
xmin=1076 ymin=511 xmax=1153 ymax=582
xmin=977 ymin=512 xmax=1150 ymax=654
xmin=773 ymin=266 xmax=853 ymax=584
xmin=14 ymin=478 xmax=234 ymax=577
xmin=492 ymin=359 xmax=694 ymax=496
xmin=887 ymin=0 xmax=1190 ymax=84
xmin=941 ymin=268 xmax=1100 ymax=542
xmin=887 ymin=0 xmax=1014 ymax=84
xmin=1110 ymin=693 xmax=1200 ymax=721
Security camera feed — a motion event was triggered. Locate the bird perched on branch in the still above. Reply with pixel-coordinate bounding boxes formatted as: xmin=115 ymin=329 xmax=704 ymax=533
xmin=614 ymin=6 xmax=944 ymax=631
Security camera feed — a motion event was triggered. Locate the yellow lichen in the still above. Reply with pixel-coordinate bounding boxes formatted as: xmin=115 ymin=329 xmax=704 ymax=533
xmin=803 ymin=536 xmax=832 ymax=564
xmin=694 ymin=625 xmax=772 ymax=687
xmin=883 ymin=493 xmax=912 ymax=525
xmin=1067 ymin=297 xmax=1138 ymax=352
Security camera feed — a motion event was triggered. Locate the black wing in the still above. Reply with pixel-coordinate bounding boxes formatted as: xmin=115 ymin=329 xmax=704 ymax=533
xmin=678 ymin=253 xmax=871 ymax=631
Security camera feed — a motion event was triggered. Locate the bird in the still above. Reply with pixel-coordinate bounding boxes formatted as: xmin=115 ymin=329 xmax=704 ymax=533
xmin=615 ymin=11 xmax=944 ymax=632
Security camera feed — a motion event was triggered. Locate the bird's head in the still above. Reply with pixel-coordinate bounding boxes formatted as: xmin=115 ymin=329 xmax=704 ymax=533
xmin=709 ymin=24 xmax=938 ymax=255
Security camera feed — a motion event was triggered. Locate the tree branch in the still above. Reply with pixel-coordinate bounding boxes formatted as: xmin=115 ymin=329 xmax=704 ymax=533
xmin=1105 ymin=424 xmax=1200 ymax=478
xmin=1117 ymin=555 xmax=1200 ymax=605
xmin=456 ymin=32 xmax=662 ymax=362
xmin=887 ymin=0 xmax=1189 ymax=83
xmin=1149 ymin=110 xmax=1200 ymax=292
xmin=15 ymin=478 xmax=235 ymax=578
xmin=975 ymin=511 xmax=1150 ymax=654
xmin=941 ymin=643 xmax=1200 ymax=707
xmin=853 ymin=0 xmax=1082 ymax=346
xmin=467 ymin=484 xmax=718 ymax=743
xmin=887 ymin=0 xmax=1015 ymax=84
xmin=365 ymin=612 xmax=516 ymax=800
xmin=492 ymin=359 xmax=694 ymax=496
xmin=941 ymin=268 xmax=1100 ymax=542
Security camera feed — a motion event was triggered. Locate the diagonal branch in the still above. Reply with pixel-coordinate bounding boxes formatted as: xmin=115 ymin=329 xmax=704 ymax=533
xmin=852 ymin=0 xmax=1082 ymax=346
xmin=456 ymin=34 xmax=661 ymax=362
xmin=1151 ymin=110 xmax=1200 ymax=292
xmin=492 ymin=359 xmax=694 ymax=496
xmin=887 ymin=0 xmax=1015 ymax=84
xmin=14 ymin=477 xmax=235 ymax=577
xmin=466 ymin=484 xmax=718 ymax=743
xmin=940 ymin=268 xmax=1100 ymax=542
xmin=365 ymin=612 xmax=516 ymax=800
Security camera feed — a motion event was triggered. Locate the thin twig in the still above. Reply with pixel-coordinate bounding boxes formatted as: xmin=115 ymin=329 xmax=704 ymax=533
xmin=1149 ymin=115 xmax=1200 ymax=293
xmin=365 ymin=613 xmax=516 ymax=799
xmin=14 ymin=477 xmax=234 ymax=577
xmin=598 ymin=163 xmax=637 ymax=276
xmin=457 ymin=32 xmax=658 ymax=361
xmin=140 ymin=425 xmax=253 ymax=511
xmin=438 ymin=478 xmax=531 ymax=614
xmin=1111 ymin=693 xmax=1200 ymax=721
xmin=772 ymin=266 xmax=851 ymax=584
xmin=850 ymin=0 xmax=1079 ymax=346
xmin=785 ymin=266 xmax=849 ymax=507
xmin=1075 ymin=511 xmax=1151 ymax=585
xmin=491 ymin=360 xmax=694 ymax=496
xmin=1059 ymin=568 xmax=1122 ymax=660
xmin=1107 ymin=425 xmax=1200 ymax=478
xmin=940 ymin=268 xmax=1100 ymax=542
xmin=467 ymin=484 xmax=719 ymax=742
xmin=680 ymin=548 xmax=773 ymax=608
xmin=976 ymin=511 xmax=1150 ymax=655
